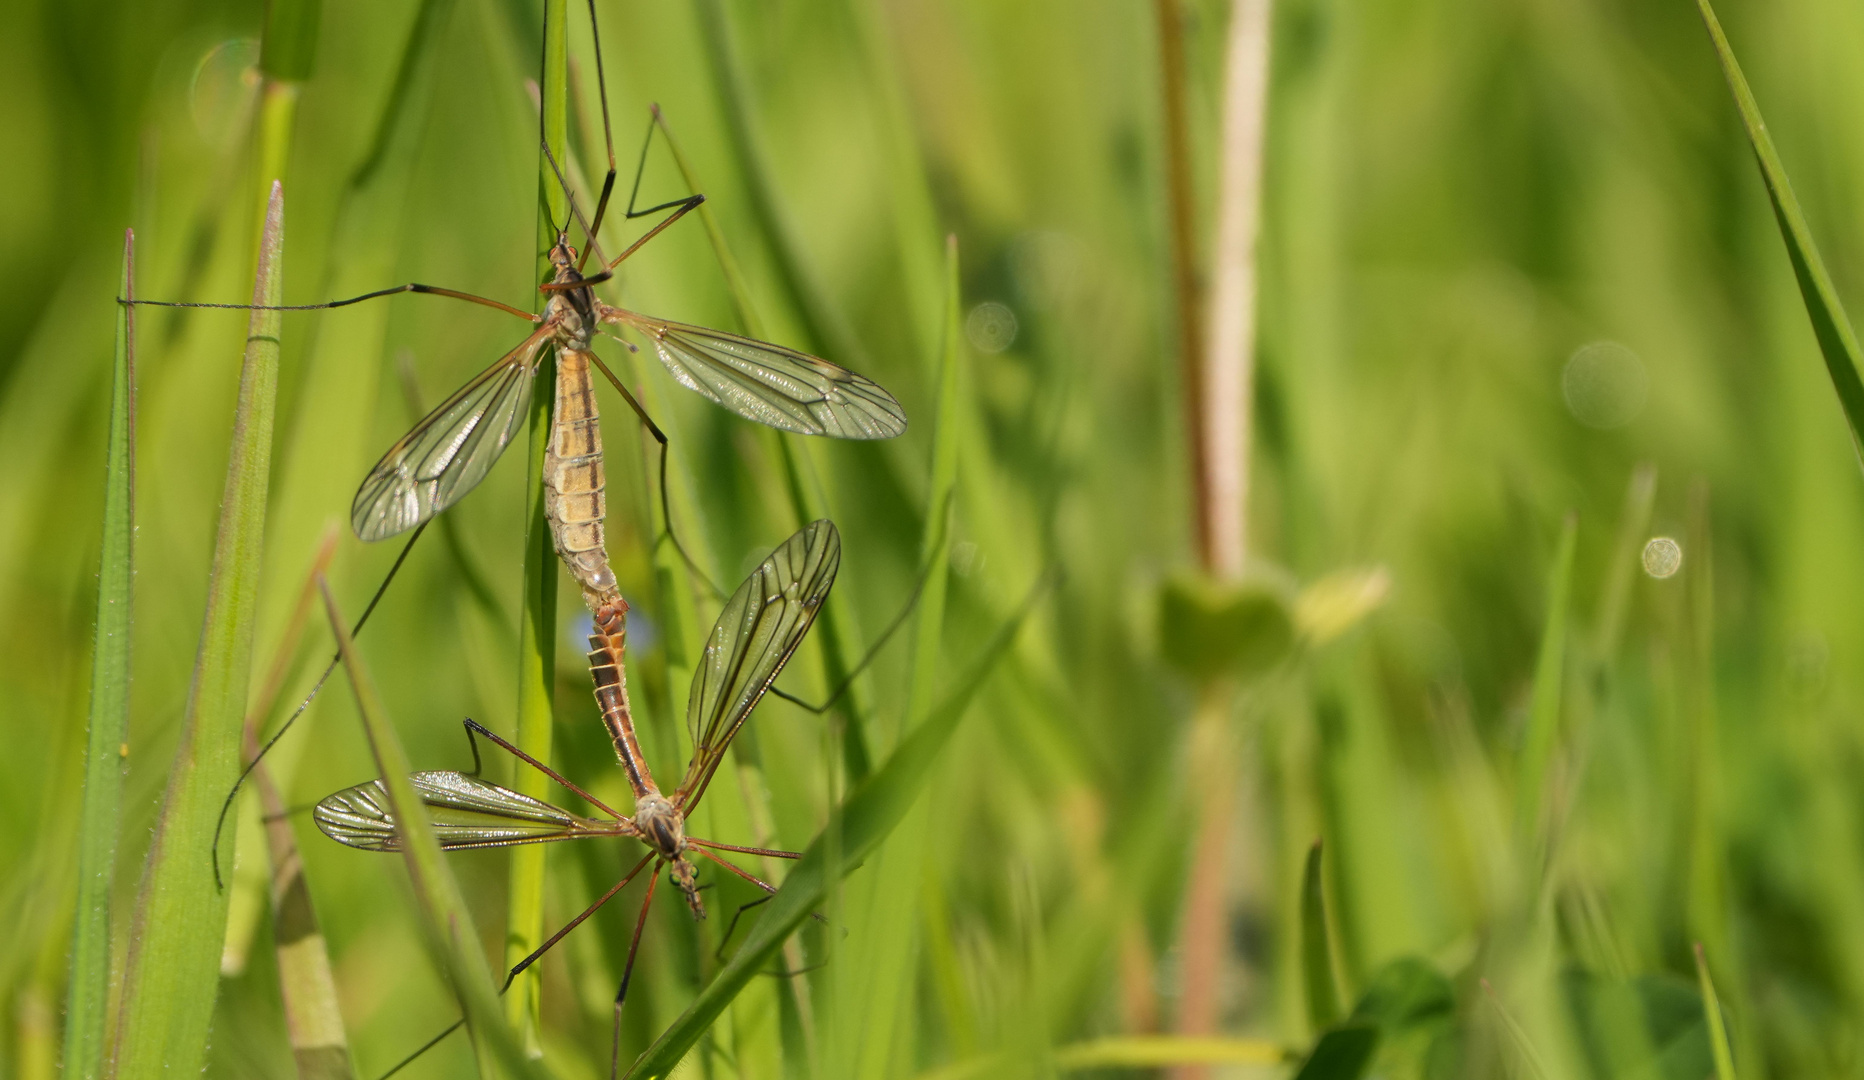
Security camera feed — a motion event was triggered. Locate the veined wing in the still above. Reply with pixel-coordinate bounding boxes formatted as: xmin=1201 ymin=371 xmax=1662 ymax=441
xmin=351 ymin=325 xmax=553 ymax=541
xmin=606 ymin=309 xmax=906 ymax=440
xmin=313 ymin=771 xmax=614 ymax=852
xmin=675 ymin=520 xmax=841 ymax=810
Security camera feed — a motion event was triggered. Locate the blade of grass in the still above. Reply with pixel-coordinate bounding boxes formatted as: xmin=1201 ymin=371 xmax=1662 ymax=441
xmin=64 ymin=229 xmax=137 ymax=1080
xmin=1056 ymin=1036 xmax=1286 ymax=1069
xmin=1480 ymin=979 xmax=1552 ymax=1080
xmin=1300 ymin=840 xmax=1342 ymax=1032
xmin=506 ymin=0 xmax=567 ymax=1055
xmin=317 ymin=577 xmax=547 ymax=1080
xmin=623 ymin=572 xmax=1051 ymax=1080
xmin=1696 ymin=0 xmax=1864 ymax=461
xmin=1694 ymin=943 xmax=1738 ymax=1080
xmin=840 ymin=235 xmax=964 ymax=1079
xmin=1515 ymin=512 xmax=1577 ymax=846
xmin=110 ymin=183 xmax=284 ymax=1080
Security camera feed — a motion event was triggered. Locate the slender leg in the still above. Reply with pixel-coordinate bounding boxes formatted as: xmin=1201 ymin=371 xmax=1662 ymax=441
xmin=505 ymin=853 xmax=655 ymax=987
xmin=125 ymin=282 xmax=540 ymax=322
xmin=687 ymin=838 xmax=802 ymax=860
xmin=605 ymin=193 xmax=705 ymax=272
xmin=376 ymin=852 xmax=655 ymax=1080
xmin=765 ymin=495 xmax=948 ymax=714
xmin=715 ymin=894 xmax=774 ymax=963
xmin=578 ymin=0 xmax=622 ymax=270
xmin=583 ymin=351 xmax=726 ymax=599
xmin=611 ymin=869 xmax=662 ymax=1079
xmin=460 ymin=718 xmax=626 ymax=821
xmin=210 ymin=522 xmax=431 ymax=890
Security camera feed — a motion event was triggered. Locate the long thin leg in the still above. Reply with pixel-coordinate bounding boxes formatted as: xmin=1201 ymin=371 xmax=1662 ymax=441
xmin=611 ymin=869 xmax=662 ymax=1079
xmin=377 ymin=852 xmax=655 ymax=1080
xmin=459 ymin=718 xmax=626 ymax=821
xmin=584 ymin=351 xmax=726 ymax=599
xmin=690 ymin=844 xmax=783 ymax=891
xmin=686 ymin=838 xmax=801 ymax=860
xmin=765 ymin=494 xmax=949 ymax=714
xmin=578 ymin=0 xmax=621 ymax=268
xmin=605 ymin=193 xmax=705 ymax=272
xmin=125 ymin=282 xmax=540 ymax=322
xmin=211 ymin=521 xmax=431 ymax=889
xmin=505 ymin=853 xmax=655 ymax=987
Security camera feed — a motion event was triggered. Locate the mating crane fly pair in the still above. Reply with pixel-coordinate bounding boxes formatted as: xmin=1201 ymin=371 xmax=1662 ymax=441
xmin=132 ymin=32 xmax=907 ymax=1070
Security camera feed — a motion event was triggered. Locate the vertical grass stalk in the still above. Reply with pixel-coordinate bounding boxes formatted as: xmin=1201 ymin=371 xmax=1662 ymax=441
xmin=1171 ymin=1 xmax=1275 ymax=1068
xmin=110 ymin=183 xmax=285 ymax=1080
xmin=505 ymin=0 xmax=568 ymax=1055
xmin=64 ymin=229 xmax=137 ymax=1080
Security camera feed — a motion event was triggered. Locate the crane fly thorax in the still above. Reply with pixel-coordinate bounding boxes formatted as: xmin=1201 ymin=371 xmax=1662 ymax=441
xmin=631 ymin=793 xmax=686 ymax=861
xmin=543 ymin=265 xmax=598 ymax=350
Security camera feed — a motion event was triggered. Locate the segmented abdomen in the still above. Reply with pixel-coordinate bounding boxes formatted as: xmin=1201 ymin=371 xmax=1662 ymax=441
xmin=543 ymin=347 xmax=618 ymax=607
xmin=589 ymin=598 xmax=658 ymax=798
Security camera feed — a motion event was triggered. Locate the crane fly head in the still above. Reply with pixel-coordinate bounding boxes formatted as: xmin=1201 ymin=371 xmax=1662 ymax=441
xmin=548 ymin=233 xmax=579 ymax=271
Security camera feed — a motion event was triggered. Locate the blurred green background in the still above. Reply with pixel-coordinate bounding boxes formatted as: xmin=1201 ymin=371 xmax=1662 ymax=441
xmin=7 ymin=0 xmax=1864 ymax=1076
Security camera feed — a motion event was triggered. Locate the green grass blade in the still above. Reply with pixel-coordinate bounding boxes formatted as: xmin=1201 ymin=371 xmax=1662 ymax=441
xmin=317 ymin=577 xmax=547 ymax=1080
xmin=64 ymin=229 xmax=137 ymax=1080
xmin=623 ymin=576 xmax=1048 ymax=1080
xmin=507 ymin=0 xmax=567 ymax=1053
xmin=110 ymin=183 xmax=285 ymax=1080
xmin=1300 ymin=840 xmax=1342 ymax=1032
xmin=1695 ymin=943 xmax=1738 ymax=1080
xmin=907 ymin=237 xmax=963 ymax=727
xmin=1515 ymin=512 xmax=1576 ymax=843
xmin=1290 ymin=1027 xmax=1377 ymax=1080
xmin=1697 ymin=0 xmax=1864 ymax=460
xmin=1054 ymin=1036 xmax=1285 ymax=1070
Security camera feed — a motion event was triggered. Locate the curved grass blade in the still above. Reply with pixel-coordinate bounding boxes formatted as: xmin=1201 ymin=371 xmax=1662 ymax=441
xmin=65 ymin=229 xmax=137 ymax=1080
xmin=110 ymin=184 xmax=284 ymax=1079
xmin=623 ymin=572 xmax=1051 ymax=1080
xmin=1697 ymin=0 xmax=1864 ymax=461
xmin=1695 ymin=943 xmax=1738 ymax=1080
xmin=317 ymin=578 xmax=548 ymax=1080
xmin=1300 ymin=840 xmax=1342 ymax=1033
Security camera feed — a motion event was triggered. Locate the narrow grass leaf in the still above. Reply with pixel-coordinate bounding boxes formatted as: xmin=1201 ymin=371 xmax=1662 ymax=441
xmin=111 ymin=184 xmax=285 ymax=1079
xmin=1300 ymin=840 xmax=1342 ymax=1032
xmin=1695 ymin=943 xmax=1738 ymax=1080
xmin=508 ymin=0 xmax=567 ymax=1050
xmin=64 ymin=229 xmax=137 ymax=1080
xmin=623 ymin=575 xmax=1049 ymax=1079
xmin=1481 ymin=980 xmax=1553 ymax=1080
xmin=1055 ymin=1036 xmax=1285 ymax=1069
xmin=1516 ymin=512 xmax=1576 ymax=842
xmin=318 ymin=578 xmax=547 ymax=1080
xmin=1697 ymin=0 xmax=1864 ymax=461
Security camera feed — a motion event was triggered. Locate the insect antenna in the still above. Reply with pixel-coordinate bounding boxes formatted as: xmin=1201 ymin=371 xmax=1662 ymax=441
xmin=210 ymin=521 xmax=431 ymax=889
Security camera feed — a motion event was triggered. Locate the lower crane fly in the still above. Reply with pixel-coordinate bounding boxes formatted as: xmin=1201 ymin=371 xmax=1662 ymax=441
xmin=313 ymin=519 xmax=840 ymax=1076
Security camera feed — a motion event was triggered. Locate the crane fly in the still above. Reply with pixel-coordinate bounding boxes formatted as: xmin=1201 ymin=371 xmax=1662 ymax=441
xmin=137 ymin=0 xmax=907 ymax=873
xmin=314 ymin=519 xmax=840 ymax=1076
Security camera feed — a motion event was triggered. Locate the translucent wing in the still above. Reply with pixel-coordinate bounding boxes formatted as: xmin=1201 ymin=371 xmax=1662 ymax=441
xmin=351 ymin=325 xmax=554 ymax=541
xmin=675 ymin=520 xmax=841 ymax=810
xmin=607 ymin=310 xmax=906 ymax=439
xmin=313 ymin=771 xmax=612 ymax=852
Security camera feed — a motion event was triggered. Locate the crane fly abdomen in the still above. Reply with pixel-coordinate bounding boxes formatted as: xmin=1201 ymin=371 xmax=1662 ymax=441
xmin=543 ymin=345 xmax=617 ymax=605
xmin=588 ymin=598 xmax=658 ymax=800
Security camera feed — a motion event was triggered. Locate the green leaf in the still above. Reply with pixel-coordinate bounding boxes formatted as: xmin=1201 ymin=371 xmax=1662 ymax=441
xmin=1159 ymin=572 xmax=1295 ymax=680
xmin=1697 ymin=0 xmax=1864 ymax=461
xmin=1695 ymin=944 xmax=1738 ymax=1080
xmin=110 ymin=184 xmax=285 ymax=1080
xmin=1291 ymin=1026 xmax=1378 ymax=1080
xmin=64 ymin=229 xmax=137 ymax=1080
xmin=1348 ymin=957 xmax=1455 ymax=1033
xmin=1055 ymin=1036 xmax=1284 ymax=1069
xmin=318 ymin=578 xmax=547 ymax=1080
xmin=259 ymin=0 xmax=322 ymax=82
xmin=1516 ymin=513 xmax=1576 ymax=839
xmin=1300 ymin=840 xmax=1342 ymax=1032
xmin=623 ymin=575 xmax=1048 ymax=1079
